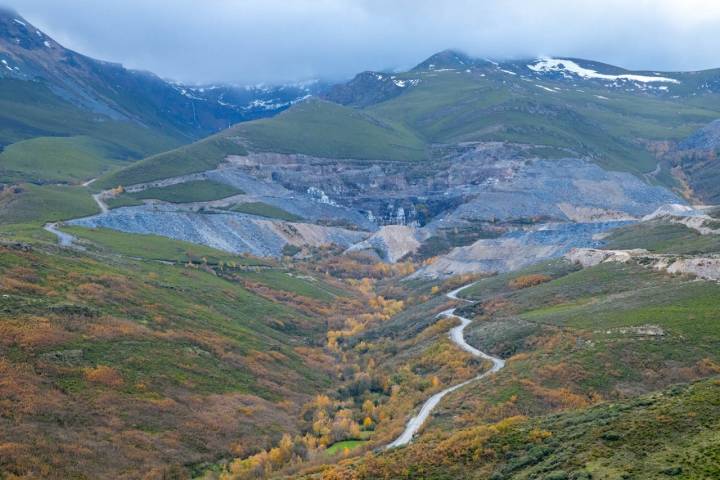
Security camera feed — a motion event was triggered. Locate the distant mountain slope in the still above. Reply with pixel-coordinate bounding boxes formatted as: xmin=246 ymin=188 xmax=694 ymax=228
xmin=668 ymin=119 xmax=720 ymax=202
xmin=107 ymin=49 xmax=720 ymax=189
xmin=96 ymin=98 xmax=428 ymax=188
xmin=0 ymin=8 xmax=324 ymax=185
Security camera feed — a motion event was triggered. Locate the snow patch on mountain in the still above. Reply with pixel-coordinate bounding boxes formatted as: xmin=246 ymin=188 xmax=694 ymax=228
xmin=528 ymin=57 xmax=680 ymax=84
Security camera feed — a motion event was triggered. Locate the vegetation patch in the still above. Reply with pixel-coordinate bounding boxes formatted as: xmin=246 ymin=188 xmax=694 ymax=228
xmin=230 ymin=98 xmax=428 ymax=162
xmin=0 ymin=183 xmax=99 ymax=224
xmin=97 ymin=136 xmax=247 ymax=188
xmin=0 ymin=135 xmax=131 ymax=184
xmin=325 ymin=439 xmax=368 ymax=456
xmin=604 ymin=220 xmax=720 ymax=254
xmin=128 ymin=180 xmax=243 ymax=203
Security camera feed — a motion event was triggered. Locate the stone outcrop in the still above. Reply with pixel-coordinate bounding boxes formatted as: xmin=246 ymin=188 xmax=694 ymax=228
xmin=565 ymin=248 xmax=720 ymax=282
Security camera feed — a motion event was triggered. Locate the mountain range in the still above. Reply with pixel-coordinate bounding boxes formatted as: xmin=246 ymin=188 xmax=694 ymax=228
xmin=0 ymin=7 xmax=324 ymax=185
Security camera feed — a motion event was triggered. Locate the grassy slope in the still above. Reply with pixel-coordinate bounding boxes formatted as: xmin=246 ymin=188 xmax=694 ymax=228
xmin=0 ymin=136 xmax=130 ymax=184
xmin=0 ymin=79 xmax=182 ymax=183
xmin=0 ymin=78 xmax=188 ymax=226
xmin=453 ymin=260 xmax=720 ymax=402
xmin=0 ymin=226 xmax=354 ymax=478
xmin=320 ymin=377 xmax=720 ymax=479
xmin=104 ymin=194 xmax=144 ymax=209
xmin=95 ymin=135 xmax=248 ymax=189
xmin=128 ymin=179 xmax=243 ymax=203
xmin=100 ymin=70 xmax=720 ymax=191
xmin=230 ymin=99 xmax=427 ymax=161
xmin=603 ymin=220 xmax=720 ymax=254
xmin=370 ymin=71 xmax=720 ymax=175
xmin=0 ymin=183 xmax=99 ymax=224
xmin=98 ymin=99 xmax=428 ymax=189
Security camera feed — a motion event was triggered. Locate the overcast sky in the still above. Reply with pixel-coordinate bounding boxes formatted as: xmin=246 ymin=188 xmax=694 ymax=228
xmin=5 ymin=0 xmax=720 ymax=85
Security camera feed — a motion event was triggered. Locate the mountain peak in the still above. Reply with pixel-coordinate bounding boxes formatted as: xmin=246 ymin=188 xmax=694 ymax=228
xmin=0 ymin=5 xmax=19 ymax=16
xmin=0 ymin=9 xmax=49 ymax=51
xmin=412 ymin=49 xmax=475 ymax=71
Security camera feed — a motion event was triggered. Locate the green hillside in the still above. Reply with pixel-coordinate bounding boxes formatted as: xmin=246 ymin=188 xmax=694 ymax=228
xmin=100 ymin=64 xmax=720 ymax=190
xmin=0 ymin=183 xmax=100 ymax=224
xmin=95 ymin=135 xmax=248 ymax=189
xmin=229 ymin=98 xmax=428 ymax=161
xmin=126 ymin=179 xmax=243 ymax=203
xmin=268 ymin=220 xmax=720 ymax=478
xmin=98 ymin=98 xmax=428 ymax=188
xmin=369 ymin=70 xmax=719 ymax=174
xmin=0 ymin=226 xmax=363 ymax=478
xmin=320 ymin=377 xmax=720 ymax=479
xmin=0 ymin=79 xmax=182 ymax=185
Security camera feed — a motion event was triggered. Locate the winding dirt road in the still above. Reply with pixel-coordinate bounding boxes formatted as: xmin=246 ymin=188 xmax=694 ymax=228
xmin=44 ymin=179 xmax=106 ymax=248
xmin=387 ymin=282 xmax=505 ymax=449
xmin=43 ymin=223 xmax=77 ymax=247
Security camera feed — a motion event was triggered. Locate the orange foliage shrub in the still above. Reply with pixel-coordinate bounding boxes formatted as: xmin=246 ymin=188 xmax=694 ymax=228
xmin=508 ymin=352 xmax=531 ymax=363
xmin=83 ymin=365 xmax=124 ymax=388
xmin=528 ymin=428 xmax=553 ymax=442
xmin=75 ymin=282 xmax=107 ymax=301
xmin=85 ymin=316 xmax=151 ymax=339
xmin=0 ymin=316 xmax=71 ymax=349
xmin=508 ymin=274 xmax=552 ymax=290
xmin=520 ymin=379 xmax=597 ymax=410
xmin=696 ymin=358 xmax=720 ymax=375
xmin=1 ymin=277 xmax=49 ymax=295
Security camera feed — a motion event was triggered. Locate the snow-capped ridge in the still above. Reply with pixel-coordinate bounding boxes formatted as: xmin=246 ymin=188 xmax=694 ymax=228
xmin=528 ymin=57 xmax=680 ymax=84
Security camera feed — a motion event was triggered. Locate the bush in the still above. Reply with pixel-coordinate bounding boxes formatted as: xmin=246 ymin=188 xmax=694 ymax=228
xmin=508 ymin=274 xmax=552 ymax=290
xmin=83 ymin=365 xmax=124 ymax=388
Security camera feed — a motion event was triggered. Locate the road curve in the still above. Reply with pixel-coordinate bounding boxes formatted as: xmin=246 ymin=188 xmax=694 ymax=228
xmin=43 ymin=223 xmax=77 ymax=247
xmin=92 ymin=192 xmax=109 ymax=214
xmin=387 ymin=282 xmax=505 ymax=449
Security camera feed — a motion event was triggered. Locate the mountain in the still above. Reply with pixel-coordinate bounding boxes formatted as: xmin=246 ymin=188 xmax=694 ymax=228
xmin=0 ymin=7 xmax=324 ymax=185
xmin=78 ymin=50 xmax=720 ymax=269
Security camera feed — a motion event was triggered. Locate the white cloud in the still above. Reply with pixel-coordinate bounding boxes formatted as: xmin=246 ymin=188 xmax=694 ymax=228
xmin=6 ymin=0 xmax=720 ymax=84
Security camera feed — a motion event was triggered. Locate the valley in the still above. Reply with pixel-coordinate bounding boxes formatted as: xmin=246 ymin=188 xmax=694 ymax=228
xmin=1 ymin=5 xmax=720 ymax=479
xmin=387 ymin=282 xmax=506 ymax=449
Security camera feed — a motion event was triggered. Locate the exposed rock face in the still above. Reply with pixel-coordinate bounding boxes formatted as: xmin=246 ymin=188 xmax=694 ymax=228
xmin=556 ymin=203 xmax=635 ymax=222
xmin=322 ymin=71 xmax=410 ymax=107
xmin=430 ymin=158 xmax=678 ymax=227
xmin=84 ymin=141 xmax=682 ymax=265
xmin=664 ymin=257 xmax=720 ymax=281
xmin=412 ymin=222 xmax=631 ymax=278
xmin=565 ymin=247 xmax=647 ymax=267
xmin=642 ymin=204 xmax=699 ymax=221
xmin=678 ymin=119 xmax=720 ymax=151
xmin=345 ymin=225 xmax=425 ymax=262
xmin=220 ymin=146 xmax=678 ymax=232
xmin=69 ymin=206 xmax=367 ymax=257
xmin=664 ymin=117 xmax=720 ymax=203
xmin=642 ymin=204 xmax=720 ymax=235
xmin=565 ymin=247 xmax=720 ymax=282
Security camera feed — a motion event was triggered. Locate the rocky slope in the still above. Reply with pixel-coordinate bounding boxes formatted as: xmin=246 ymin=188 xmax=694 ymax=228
xmin=0 ymin=8 xmax=324 ymax=139
xmin=54 ymin=49 xmax=720 ymax=270
xmin=77 ymin=141 xmax=678 ymax=263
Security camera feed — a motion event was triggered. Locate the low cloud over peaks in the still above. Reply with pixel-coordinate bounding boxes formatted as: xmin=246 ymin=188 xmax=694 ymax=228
xmin=7 ymin=0 xmax=720 ymax=84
